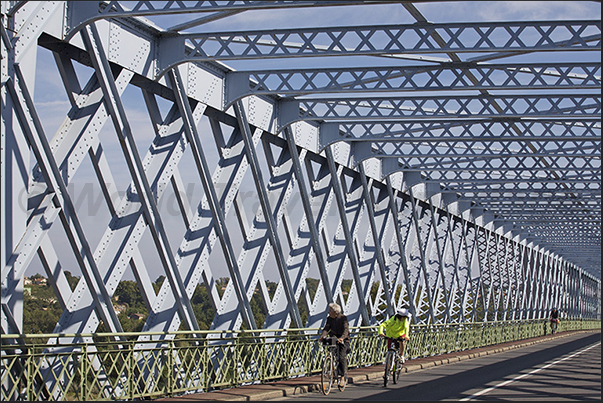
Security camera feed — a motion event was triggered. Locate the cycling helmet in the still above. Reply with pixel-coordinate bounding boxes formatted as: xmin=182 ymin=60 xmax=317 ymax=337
xmin=396 ymin=308 xmax=411 ymax=317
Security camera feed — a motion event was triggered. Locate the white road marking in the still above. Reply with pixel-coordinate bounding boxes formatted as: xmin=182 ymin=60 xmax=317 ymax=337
xmin=459 ymin=342 xmax=601 ymax=401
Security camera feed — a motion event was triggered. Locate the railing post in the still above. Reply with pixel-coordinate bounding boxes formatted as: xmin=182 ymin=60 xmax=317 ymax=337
xmin=26 ymin=345 xmax=32 ymax=401
xmin=78 ymin=345 xmax=83 ymax=401
xmin=233 ymin=335 xmax=238 ymax=388
xmin=204 ymin=338 xmax=211 ymax=392
xmin=82 ymin=344 xmax=87 ymax=401
xmin=261 ymin=336 xmax=266 ymax=384
xmin=129 ymin=340 xmax=134 ymax=400
xmin=306 ymin=335 xmax=311 ymax=377
xmin=168 ymin=339 xmax=173 ymax=396
xmin=283 ymin=333 xmax=289 ymax=380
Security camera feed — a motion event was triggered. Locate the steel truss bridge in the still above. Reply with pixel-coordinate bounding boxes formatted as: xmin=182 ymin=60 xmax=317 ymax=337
xmin=1 ymin=1 xmax=601 ymax=399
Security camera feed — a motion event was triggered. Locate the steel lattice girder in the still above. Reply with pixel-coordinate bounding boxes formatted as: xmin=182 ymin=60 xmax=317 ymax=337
xmin=1 ymin=1 xmax=600 ymax=346
xmin=154 ymin=20 xmax=600 ymax=68
xmin=330 ymin=120 xmax=601 ymax=141
xmin=277 ymin=94 xmax=601 ymax=127
xmin=224 ymin=63 xmax=601 ymax=104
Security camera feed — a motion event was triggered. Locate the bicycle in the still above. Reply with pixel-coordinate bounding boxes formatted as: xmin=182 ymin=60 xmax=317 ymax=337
xmin=382 ymin=337 xmax=404 ymax=387
xmin=550 ymin=318 xmax=559 ymax=334
xmin=319 ymin=336 xmax=346 ymax=395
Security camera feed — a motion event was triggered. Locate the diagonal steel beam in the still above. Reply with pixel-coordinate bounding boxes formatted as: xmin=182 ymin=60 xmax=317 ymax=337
xmin=81 ymin=23 xmax=201 ymax=332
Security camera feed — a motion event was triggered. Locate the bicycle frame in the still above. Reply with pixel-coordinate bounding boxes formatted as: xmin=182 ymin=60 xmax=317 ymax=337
xmin=383 ymin=337 xmax=403 ymax=387
xmin=320 ymin=337 xmax=338 ymax=395
xmin=550 ymin=318 xmax=559 ymax=334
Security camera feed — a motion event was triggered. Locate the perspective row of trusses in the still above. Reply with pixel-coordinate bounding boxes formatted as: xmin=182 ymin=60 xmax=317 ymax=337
xmin=52 ymin=1 xmax=601 ymax=275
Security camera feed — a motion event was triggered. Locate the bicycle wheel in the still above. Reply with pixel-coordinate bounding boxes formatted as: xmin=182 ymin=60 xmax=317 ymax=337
xmin=321 ymin=353 xmax=334 ymax=395
xmin=383 ymin=351 xmax=394 ymax=387
xmin=392 ymin=354 xmax=400 ymax=384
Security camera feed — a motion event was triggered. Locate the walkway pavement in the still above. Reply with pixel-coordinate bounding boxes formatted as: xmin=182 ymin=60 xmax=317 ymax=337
xmin=156 ymin=330 xmax=598 ymax=401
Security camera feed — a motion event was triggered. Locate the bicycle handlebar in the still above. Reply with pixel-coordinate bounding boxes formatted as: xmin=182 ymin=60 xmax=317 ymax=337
xmin=380 ymin=335 xmax=408 ymax=341
xmin=319 ymin=336 xmax=338 ymax=346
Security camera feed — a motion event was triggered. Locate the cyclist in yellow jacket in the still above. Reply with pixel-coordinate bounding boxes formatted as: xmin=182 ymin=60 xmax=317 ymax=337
xmin=378 ymin=308 xmax=412 ymax=363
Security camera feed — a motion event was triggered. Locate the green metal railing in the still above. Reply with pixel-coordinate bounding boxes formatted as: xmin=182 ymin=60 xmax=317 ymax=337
xmin=1 ymin=319 xmax=599 ymax=401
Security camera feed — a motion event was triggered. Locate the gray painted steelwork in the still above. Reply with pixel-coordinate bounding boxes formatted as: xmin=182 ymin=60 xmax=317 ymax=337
xmin=1 ymin=0 xmax=600 ymax=381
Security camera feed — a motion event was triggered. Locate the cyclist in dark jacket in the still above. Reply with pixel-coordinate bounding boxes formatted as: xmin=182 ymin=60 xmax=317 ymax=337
xmin=549 ymin=308 xmax=560 ymax=334
xmin=319 ymin=302 xmax=350 ymax=387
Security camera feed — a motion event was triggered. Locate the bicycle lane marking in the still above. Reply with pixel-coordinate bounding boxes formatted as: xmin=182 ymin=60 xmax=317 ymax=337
xmin=459 ymin=341 xmax=602 ymax=401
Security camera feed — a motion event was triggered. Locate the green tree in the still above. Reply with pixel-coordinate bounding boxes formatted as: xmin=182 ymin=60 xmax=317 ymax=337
xmin=306 ymin=278 xmax=319 ymax=301
xmin=153 ymin=275 xmax=166 ymax=293
xmin=114 ymin=280 xmax=146 ymax=311
xmin=30 ymin=281 xmax=57 ymax=302
xmin=23 ymin=292 xmax=61 ymax=334
xmin=191 ymin=283 xmax=216 ymax=330
xmin=117 ymin=309 xmax=146 ymax=332
xmin=22 ymin=275 xmax=332 ymax=334
xmin=64 ymin=271 xmax=80 ymax=290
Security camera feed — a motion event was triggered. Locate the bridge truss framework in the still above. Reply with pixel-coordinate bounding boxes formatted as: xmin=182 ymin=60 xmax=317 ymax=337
xmin=1 ymin=1 xmax=601 ymax=343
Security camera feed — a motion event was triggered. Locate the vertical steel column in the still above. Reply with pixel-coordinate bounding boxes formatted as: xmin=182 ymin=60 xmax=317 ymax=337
xmin=168 ymin=69 xmax=257 ymax=330
xmin=6 ymin=65 xmax=124 ymax=335
xmin=512 ymin=238 xmax=522 ymax=320
xmin=545 ymin=253 xmax=558 ymax=319
xmin=535 ymin=248 xmax=547 ymax=318
xmin=81 ymin=24 xmax=200 ymax=332
xmin=553 ymin=255 xmax=563 ymax=312
xmin=492 ymin=233 xmax=504 ymax=321
xmin=235 ymin=100 xmax=303 ymax=328
xmin=324 ymin=146 xmax=370 ymax=325
xmin=480 ymin=229 xmax=495 ymax=320
xmin=7 ymin=67 xmax=131 ymax=314
xmin=568 ymin=266 xmax=577 ymax=318
xmin=408 ymin=190 xmax=437 ymax=323
xmin=0 ymin=20 xmax=9 ymax=332
xmin=540 ymin=251 xmax=551 ymax=315
xmin=517 ymin=242 xmax=530 ymax=320
xmin=358 ymin=163 xmax=393 ymax=317
xmin=461 ymin=222 xmax=479 ymax=322
xmin=495 ymin=233 xmax=507 ymax=319
xmin=536 ymin=248 xmax=547 ymax=318
xmin=445 ymin=213 xmax=467 ymax=322
xmin=471 ymin=226 xmax=488 ymax=321
xmin=300 ymin=153 xmax=341 ymax=328
xmin=385 ymin=176 xmax=417 ymax=319
xmin=1 ymin=8 xmax=30 ymax=335
xmin=284 ymin=127 xmax=333 ymax=304
xmin=524 ymin=245 xmax=537 ymax=320
xmin=501 ymin=237 xmax=513 ymax=320
xmin=458 ymin=217 xmax=475 ymax=322
xmin=578 ymin=273 xmax=583 ymax=318
xmin=559 ymin=261 xmax=568 ymax=317
xmin=428 ymin=203 xmax=452 ymax=322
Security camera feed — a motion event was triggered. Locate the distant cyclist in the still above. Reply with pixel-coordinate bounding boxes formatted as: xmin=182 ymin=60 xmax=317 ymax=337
xmin=378 ymin=307 xmax=412 ymax=363
xmin=319 ymin=302 xmax=350 ymax=388
xmin=549 ymin=307 xmax=560 ymax=334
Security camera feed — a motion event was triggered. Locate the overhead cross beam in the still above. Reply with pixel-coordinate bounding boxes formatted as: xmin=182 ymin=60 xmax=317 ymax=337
xmin=276 ymin=94 xmax=601 ymax=129
xmin=224 ymin=62 xmax=601 ymax=106
xmin=157 ymin=20 xmax=601 ymax=67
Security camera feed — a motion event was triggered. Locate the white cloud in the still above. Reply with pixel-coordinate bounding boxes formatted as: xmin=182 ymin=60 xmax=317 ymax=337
xmin=417 ymin=1 xmax=600 ymax=22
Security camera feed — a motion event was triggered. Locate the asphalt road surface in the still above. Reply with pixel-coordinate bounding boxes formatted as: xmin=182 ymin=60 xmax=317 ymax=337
xmin=268 ymin=332 xmax=601 ymax=401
